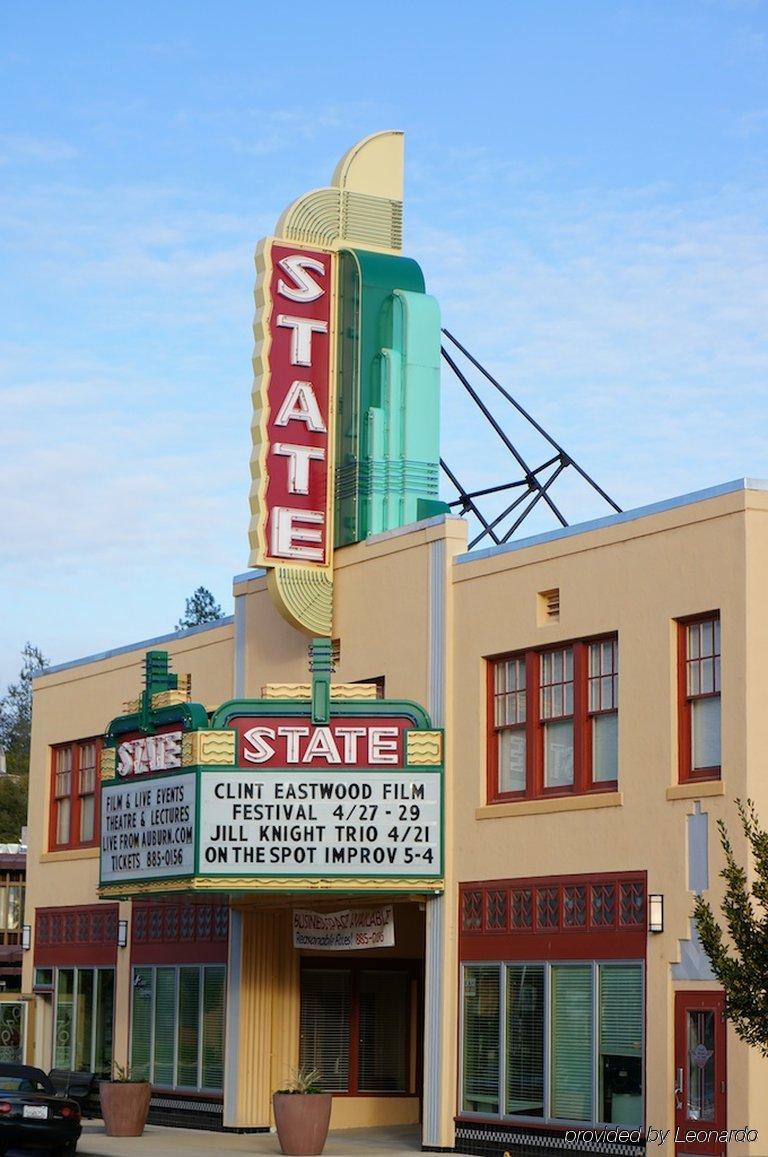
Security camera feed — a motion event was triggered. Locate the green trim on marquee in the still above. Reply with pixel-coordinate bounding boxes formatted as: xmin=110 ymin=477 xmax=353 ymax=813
xmin=209 ymin=696 xmax=433 ymax=732
xmin=104 ymin=650 xmax=208 ymax=746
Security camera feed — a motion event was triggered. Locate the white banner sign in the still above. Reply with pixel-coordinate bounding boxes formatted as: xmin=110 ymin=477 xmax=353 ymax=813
xmin=198 ymin=770 xmax=441 ymax=877
xmin=293 ymin=905 xmax=395 ymax=950
xmin=100 ymin=772 xmax=196 ymax=883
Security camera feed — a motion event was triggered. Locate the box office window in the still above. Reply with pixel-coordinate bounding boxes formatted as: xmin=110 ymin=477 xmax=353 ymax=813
xmin=53 ymin=967 xmax=114 ymax=1077
xmin=50 ymin=738 xmax=101 ymax=851
xmin=489 ymin=637 xmax=618 ymax=802
xmin=300 ymin=965 xmax=412 ymax=1095
xmin=461 ymin=962 xmax=642 ymax=1127
xmin=679 ymin=614 xmax=721 ymax=781
xmin=130 ymin=965 xmax=225 ymax=1091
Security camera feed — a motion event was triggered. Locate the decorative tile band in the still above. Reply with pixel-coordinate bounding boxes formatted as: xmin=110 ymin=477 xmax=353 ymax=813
xmin=99 ymin=748 xmax=117 ymax=780
xmin=455 ymin=1123 xmax=645 ymax=1157
xmin=262 ymin=682 xmax=379 ymax=700
xmin=181 ymin=729 xmax=237 ymax=767
xmin=406 ymin=729 xmax=443 ymax=766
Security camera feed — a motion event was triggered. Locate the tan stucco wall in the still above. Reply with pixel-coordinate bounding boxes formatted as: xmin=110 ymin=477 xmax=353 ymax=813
xmin=23 ymin=489 xmax=768 ymax=1151
xmin=448 ymin=487 xmax=768 ymax=1154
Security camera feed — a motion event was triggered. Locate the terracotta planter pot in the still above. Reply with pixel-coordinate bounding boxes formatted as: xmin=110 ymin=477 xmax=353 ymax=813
xmin=99 ymin=1080 xmax=152 ymax=1137
xmin=272 ymin=1092 xmax=332 ymax=1156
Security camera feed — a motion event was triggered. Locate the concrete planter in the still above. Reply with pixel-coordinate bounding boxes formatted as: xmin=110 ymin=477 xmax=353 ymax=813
xmin=99 ymin=1080 xmax=151 ymax=1136
xmin=272 ymin=1092 xmax=332 ymax=1156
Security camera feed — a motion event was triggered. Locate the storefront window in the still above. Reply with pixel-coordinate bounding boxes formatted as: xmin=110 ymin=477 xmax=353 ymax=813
xmin=53 ymin=967 xmax=114 ymax=1076
xmin=462 ymin=966 xmax=500 ymax=1114
xmin=130 ymin=965 xmax=226 ymax=1091
xmin=506 ymin=965 xmax=544 ymax=1117
xmin=461 ymin=961 xmax=643 ymax=1126
xmin=599 ymin=964 xmax=643 ymax=1126
xmin=551 ymin=964 xmax=593 ymax=1120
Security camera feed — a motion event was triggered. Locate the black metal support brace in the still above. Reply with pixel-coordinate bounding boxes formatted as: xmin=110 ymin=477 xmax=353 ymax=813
xmin=439 ymin=330 xmax=622 ymax=548
xmin=442 ymin=329 xmax=622 ymax=514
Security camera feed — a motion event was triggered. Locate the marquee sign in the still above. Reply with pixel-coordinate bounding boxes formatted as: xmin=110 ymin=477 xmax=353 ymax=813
xmin=99 ymin=645 xmax=444 ymax=897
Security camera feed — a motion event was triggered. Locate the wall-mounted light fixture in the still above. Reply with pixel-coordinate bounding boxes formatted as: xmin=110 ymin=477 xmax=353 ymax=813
xmin=21 ymin=925 xmax=31 ymax=951
xmin=648 ymin=894 xmax=664 ymax=934
xmin=117 ymin=919 xmax=129 ymax=949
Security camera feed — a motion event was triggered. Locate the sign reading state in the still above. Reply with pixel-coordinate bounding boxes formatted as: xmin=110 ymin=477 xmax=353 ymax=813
xmin=98 ymin=646 xmax=444 ymax=895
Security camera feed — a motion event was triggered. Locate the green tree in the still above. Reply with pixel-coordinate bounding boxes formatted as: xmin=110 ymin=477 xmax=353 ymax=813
xmin=0 ymin=642 xmax=49 ymax=841
xmin=0 ymin=774 xmax=29 ymax=843
xmin=175 ymin=587 xmax=225 ymax=631
xmin=0 ymin=642 xmax=49 ymax=777
xmin=694 ymin=798 xmax=768 ymax=1055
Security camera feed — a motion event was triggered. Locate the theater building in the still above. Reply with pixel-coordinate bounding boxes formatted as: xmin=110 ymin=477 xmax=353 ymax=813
xmin=24 ymin=133 xmax=768 ymax=1157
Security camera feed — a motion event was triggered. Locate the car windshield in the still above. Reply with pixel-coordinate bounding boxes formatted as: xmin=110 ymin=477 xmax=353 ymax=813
xmin=0 ymin=1075 xmax=50 ymax=1093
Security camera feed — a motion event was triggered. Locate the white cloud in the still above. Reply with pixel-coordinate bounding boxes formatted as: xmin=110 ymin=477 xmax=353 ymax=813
xmin=0 ymin=135 xmax=78 ymax=164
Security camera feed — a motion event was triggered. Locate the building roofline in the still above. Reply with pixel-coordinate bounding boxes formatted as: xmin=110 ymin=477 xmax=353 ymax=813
xmin=232 ymin=567 xmax=267 ymax=586
xmin=39 ymin=616 xmax=235 ymax=678
xmin=455 ymin=478 xmax=768 ymax=566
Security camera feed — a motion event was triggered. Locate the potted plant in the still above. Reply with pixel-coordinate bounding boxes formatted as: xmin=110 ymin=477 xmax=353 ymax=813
xmin=272 ymin=1066 xmax=332 ymax=1156
xmin=98 ymin=1063 xmax=152 ymax=1137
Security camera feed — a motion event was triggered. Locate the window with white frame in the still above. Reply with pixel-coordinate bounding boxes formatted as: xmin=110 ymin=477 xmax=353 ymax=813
xmin=53 ymin=967 xmax=114 ymax=1077
xmin=461 ymin=961 xmax=643 ymax=1126
xmin=130 ymin=965 xmax=226 ymax=1091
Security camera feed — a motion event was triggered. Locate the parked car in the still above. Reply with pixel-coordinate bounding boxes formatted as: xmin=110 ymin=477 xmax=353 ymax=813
xmin=0 ymin=1063 xmax=81 ymax=1155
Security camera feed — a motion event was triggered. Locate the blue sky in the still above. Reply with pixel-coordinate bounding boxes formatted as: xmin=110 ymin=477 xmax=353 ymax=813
xmin=1 ymin=0 xmax=767 ymax=687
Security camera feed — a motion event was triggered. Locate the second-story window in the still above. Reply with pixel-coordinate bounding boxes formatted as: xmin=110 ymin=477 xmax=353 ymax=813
xmin=679 ymin=614 xmax=721 ymax=781
xmin=489 ymin=636 xmax=618 ymax=803
xmin=493 ymin=656 xmax=527 ymax=794
xmin=50 ymin=739 xmax=102 ymax=851
xmin=78 ymin=741 xmax=98 ymax=843
xmin=540 ymin=647 xmax=574 ymax=789
xmin=54 ymin=746 xmax=73 ymax=846
xmin=588 ymin=638 xmax=619 ymax=783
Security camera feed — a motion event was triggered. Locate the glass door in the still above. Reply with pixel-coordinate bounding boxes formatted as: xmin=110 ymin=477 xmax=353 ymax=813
xmin=674 ymin=991 xmax=726 ymax=1156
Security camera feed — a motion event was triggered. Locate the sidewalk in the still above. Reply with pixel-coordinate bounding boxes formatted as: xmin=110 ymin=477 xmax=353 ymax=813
xmin=71 ymin=1121 xmax=473 ymax=1157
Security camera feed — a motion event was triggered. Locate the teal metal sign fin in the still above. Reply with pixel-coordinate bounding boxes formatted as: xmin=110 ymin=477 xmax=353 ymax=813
xmin=335 ymin=249 xmax=449 ymax=547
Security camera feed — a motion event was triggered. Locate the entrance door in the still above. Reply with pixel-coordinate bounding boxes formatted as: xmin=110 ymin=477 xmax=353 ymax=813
xmin=674 ymin=991 xmax=726 ymax=1156
xmin=0 ymin=1001 xmax=25 ymax=1063
xmin=299 ymin=961 xmax=422 ymax=1100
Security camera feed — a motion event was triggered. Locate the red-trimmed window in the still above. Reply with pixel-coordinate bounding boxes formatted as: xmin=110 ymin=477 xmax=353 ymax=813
xmin=588 ymin=638 xmax=619 ymax=784
xmin=488 ymin=636 xmax=618 ymax=802
xmin=50 ymin=738 xmax=102 ymax=851
xmin=678 ymin=613 xmax=720 ymax=782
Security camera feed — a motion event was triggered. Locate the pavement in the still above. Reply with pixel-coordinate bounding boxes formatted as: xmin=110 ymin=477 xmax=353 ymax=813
xmin=61 ymin=1121 xmax=474 ymax=1157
